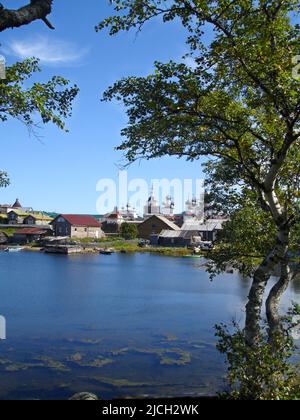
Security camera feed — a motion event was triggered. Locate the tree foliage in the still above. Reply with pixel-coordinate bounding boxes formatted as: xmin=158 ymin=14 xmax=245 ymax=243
xmin=208 ymin=202 xmax=300 ymax=278
xmin=120 ymin=222 xmax=138 ymax=240
xmin=0 ymin=58 xmax=79 ymax=131
xmin=0 ymin=58 xmax=78 ymax=187
xmin=216 ymin=303 xmax=300 ymax=400
xmin=0 ymin=171 xmax=9 ymax=188
xmin=100 ymin=0 xmax=300 ymax=347
xmin=0 ymin=1 xmax=78 ymax=189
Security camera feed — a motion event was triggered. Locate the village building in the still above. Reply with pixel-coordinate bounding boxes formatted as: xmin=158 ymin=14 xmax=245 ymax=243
xmin=181 ymin=219 xmax=227 ymax=242
xmin=7 ymin=210 xmax=53 ymax=226
xmin=1 ymin=198 xmax=34 ymax=218
xmin=161 ymin=195 xmax=175 ymax=217
xmin=0 ymin=204 xmax=13 ymax=215
xmin=12 ymin=228 xmax=52 ymax=244
xmin=119 ymin=204 xmax=138 ymax=221
xmin=23 ymin=213 xmax=53 ymax=226
xmin=7 ymin=210 xmax=31 ymax=225
xmin=143 ymin=189 xmax=161 ymax=219
xmin=153 ymin=230 xmax=202 ymax=247
xmin=101 ymin=208 xmax=125 ymax=234
xmin=0 ymin=214 xmax=8 ymax=224
xmin=152 ymin=219 xmax=228 ymax=247
xmin=137 ymin=214 xmax=180 ymax=240
xmin=0 ymin=198 xmax=33 ymax=215
xmin=51 ymin=214 xmax=104 ymax=239
xmin=182 ymin=197 xmax=204 ymax=224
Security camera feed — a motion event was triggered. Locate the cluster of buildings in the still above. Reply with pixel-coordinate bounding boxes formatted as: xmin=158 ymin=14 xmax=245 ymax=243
xmin=0 ymin=199 xmax=104 ymax=245
xmin=101 ymin=189 xmax=205 ymax=229
xmin=0 ymin=194 xmax=227 ymax=247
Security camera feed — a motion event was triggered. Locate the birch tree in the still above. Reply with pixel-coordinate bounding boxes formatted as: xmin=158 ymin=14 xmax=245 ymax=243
xmin=99 ymin=0 xmax=300 ymax=347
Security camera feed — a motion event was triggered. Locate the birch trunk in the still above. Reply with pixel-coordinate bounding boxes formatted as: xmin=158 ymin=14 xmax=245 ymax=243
xmin=245 ymin=227 xmax=290 ymax=347
xmin=266 ymin=260 xmax=291 ymax=341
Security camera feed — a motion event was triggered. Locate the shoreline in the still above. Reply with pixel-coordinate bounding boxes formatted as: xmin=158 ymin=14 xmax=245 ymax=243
xmin=21 ymin=244 xmax=199 ymax=258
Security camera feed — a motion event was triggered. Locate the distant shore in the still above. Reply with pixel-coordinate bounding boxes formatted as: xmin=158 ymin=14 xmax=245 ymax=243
xmin=21 ymin=240 xmax=197 ymax=258
xmin=23 ymin=241 xmax=197 ymax=257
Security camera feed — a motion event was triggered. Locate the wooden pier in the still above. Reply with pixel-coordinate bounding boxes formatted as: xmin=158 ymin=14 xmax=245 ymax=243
xmin=44 ymin=245 xmax=83 ymax=255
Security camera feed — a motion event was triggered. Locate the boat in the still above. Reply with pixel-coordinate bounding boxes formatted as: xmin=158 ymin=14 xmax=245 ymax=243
xmin=99 ymin=248 xmax=114 ymax=255
xmin=4 ymin=246 xmax=24 ymax=253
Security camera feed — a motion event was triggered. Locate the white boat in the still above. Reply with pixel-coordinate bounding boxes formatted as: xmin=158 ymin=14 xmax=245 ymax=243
xmin=4 ymin=246 xmax=24 ymax=253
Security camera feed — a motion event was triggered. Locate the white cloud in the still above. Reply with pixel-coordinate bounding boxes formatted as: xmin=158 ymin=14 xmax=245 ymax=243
xmin=6 ymin=36 xmax=88 ymax=66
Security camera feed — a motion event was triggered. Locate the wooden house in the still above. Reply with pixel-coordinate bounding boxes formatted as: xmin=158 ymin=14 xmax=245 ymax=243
xmin=51 ymin=214 xmax=105 ymax=239
xmin=137 ymin=215 xmax=180 ymax=240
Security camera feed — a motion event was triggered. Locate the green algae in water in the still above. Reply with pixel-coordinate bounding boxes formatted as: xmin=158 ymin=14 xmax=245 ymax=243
xmin=34 ymin=357 xmax=70 ymax=373
xmin=87 ymin=376 xmax=162 ymax=388
xmin=129 ymin=347 xmax=192 ymax=366
xmin=76 ymin=358 xmax=114 ymax=368
xmin=0 ymin=358 xmax=11 ymax=366
xmin=5 ymin=363 xmax=30 ymax=372
xmin=110 ymin=348 xmax=130 ymax=357
xmin=160 ymin=334 xmax=179 ymax=343
xmin=66 ymin=338 xmax=102 ymax=346
xmin=66 ymin=352 xmax=114 ymax=368
xmin=67 ymin=353 xmax=85 ymax=363
xmin=187 ymin=340 xmax=215 ymax=348
xmin=160 ymin=350 xmax=192 ymax=366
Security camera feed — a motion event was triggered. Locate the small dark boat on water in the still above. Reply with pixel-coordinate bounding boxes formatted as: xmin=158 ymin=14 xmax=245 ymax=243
xmin=99 ymin=248 xmax=114 ymax=256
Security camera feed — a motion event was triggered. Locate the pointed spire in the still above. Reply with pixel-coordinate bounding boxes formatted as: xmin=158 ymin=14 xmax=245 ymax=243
xmin=12 ymin=198 xmax=22 ymax=208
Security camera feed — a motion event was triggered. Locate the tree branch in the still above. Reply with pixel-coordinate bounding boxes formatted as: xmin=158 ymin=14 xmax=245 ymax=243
xmin=0 ymin=0 xmax=54 ymax=32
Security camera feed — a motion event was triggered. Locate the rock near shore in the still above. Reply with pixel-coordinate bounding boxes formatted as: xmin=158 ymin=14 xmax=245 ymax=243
xmin=69 ymin=392 xmax=99 ymax=401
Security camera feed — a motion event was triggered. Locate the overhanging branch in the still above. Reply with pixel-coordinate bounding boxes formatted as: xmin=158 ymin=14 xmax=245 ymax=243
xmin=0 ymin=0 xmax=54 ymax=32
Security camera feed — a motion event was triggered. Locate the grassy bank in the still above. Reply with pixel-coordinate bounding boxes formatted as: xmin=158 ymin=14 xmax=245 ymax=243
xmin=63 ymin=237 xmax=193 ymax=256
xmin=111 ymin=241 xmax=192 ymax=257
xmin=0 ymin=228 xmax=16 ymax=238
xmin=25 ymin=239 xmax=194 ymax=258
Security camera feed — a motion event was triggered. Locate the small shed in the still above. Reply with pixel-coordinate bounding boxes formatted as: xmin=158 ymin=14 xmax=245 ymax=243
xmin=155 ymin=230 xmax=202 ymax=247
xmin=13 ymin=228 xmax=52 ymax=244
xmin=181 ymin=219 xmax=227 ymax=242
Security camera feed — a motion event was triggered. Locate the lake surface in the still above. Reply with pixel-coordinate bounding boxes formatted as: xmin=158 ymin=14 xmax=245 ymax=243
xmin=0 ymin=251 xmax=299 ymax=400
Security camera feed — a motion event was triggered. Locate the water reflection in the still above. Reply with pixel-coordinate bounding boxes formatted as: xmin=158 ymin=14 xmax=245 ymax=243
xmin=0 ymin=252 xmax=298 ymax=400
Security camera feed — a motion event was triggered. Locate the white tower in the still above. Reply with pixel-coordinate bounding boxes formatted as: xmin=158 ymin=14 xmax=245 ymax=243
xmin=162 ymin=195 xmax=175 ymax=216
xmin=143 ymin=187 xmax=161 ymax=218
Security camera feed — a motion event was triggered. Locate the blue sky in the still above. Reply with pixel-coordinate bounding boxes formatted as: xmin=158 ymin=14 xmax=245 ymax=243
xmin=0 ymin=0 xmax=205 ymax=214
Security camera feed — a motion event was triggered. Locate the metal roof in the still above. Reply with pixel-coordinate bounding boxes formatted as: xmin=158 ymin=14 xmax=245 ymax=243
xmin=159 ymin=229 xmax=201 ymax=239
xmin=144 ymin=215 xmax=180 ymax=231
xmin=182 ymin=219 xmax=227 ymax=231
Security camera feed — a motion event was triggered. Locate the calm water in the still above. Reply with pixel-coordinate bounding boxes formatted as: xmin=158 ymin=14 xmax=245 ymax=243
xmin=0 ymin=251 xmax=299 ymax=400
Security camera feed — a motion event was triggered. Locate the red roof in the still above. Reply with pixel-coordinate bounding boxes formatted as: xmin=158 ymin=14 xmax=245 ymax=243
xmin=107 ymin=213 xmax=120 ymax=219
xmin=54 ymin=214 xmax=101 ymax=228
xmin=16 ymin=228 xmax=48 ymax=235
